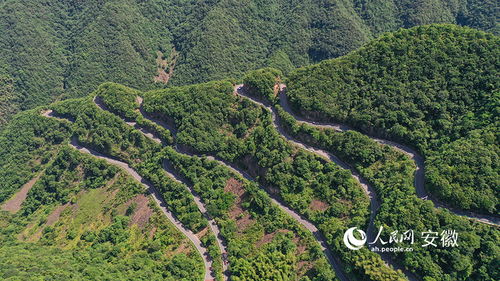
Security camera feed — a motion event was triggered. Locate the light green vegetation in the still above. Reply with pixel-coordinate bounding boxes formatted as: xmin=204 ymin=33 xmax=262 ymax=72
xmin=0 ymin=146 xmax=204 ymax=280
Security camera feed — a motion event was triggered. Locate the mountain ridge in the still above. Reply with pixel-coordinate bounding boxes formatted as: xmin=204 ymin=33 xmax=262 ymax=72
xmin=0 ymin=0 xmax=498 ymax=126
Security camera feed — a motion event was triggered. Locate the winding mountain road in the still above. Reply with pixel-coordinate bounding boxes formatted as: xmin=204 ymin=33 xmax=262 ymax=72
xmin=92 ymin=97 xmax=228 ymax=280
xmin=132 ymin=96 xmax=351 ymax=281
xmin=168 ymin=145 xmax=350 ymax=281
xmin=42 ymin=111 xmax=215 ymax=281
xmin=43 ymin=82 xmax=498 ymax=281
xmin=233 ymin=85 xmax=380 ymax=237
xmin=134 ymin=95 xmax=341 ymax=281
xmin=233 ymin=85 xmax=420 ymax=280
xmin=99 ymin=95 xmax=348 ymax=280
xmin=205 ymin=155 xmax=350 ymax=281
xmin=277 ymin=85 xmax=500 ymax=227
xmin=162 ymin=159 xmax=229 ymax=279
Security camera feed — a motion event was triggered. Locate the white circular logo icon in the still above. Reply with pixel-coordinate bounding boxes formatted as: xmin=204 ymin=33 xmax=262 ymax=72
xmin=343 ymin=227 xmax=367 ymax=250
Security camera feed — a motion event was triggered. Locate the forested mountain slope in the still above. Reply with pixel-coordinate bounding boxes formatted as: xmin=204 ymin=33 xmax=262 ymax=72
xmin=0 ymin=83 xmax=340 ymax=280
xmin=0 ymin=113 xmax=204 ymax=280
xmin=1 ymin=55 xmax=498 ymax=280
xmin=285 ymin=24 xmax=499 ymax=215
xmin=238 ymin=64 xmax=499 ymax=280
xmin=0 ymin=0 xmax=498 ymax=126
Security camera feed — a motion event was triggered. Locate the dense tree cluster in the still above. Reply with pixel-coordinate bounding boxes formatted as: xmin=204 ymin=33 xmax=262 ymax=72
xmin=96 ymin=83 xmax=173 ymax=144
xmin=0 ymin=108 xmax=70 ymax=204
xmin=96 ymin=83 xmax=141 ymax=120
xmin=142 ymin=80 xmax=411 ymax=280
xmin=286 ymin=24 xmax=499 ymax=215
xmin=277 ymin=86 xmax=499 ymax=280
xmin=0 ymin=75 xmax=17 ymax=127
xmin=243 ymin=68 xmax=282 ymax=104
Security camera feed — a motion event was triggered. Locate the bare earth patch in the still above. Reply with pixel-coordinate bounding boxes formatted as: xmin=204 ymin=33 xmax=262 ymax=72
xmin=235 ymin=212 xmax=254 ymax=231
xmin=256 ymin=229 xmax=290 ymax=248
xmin=294 ymin=236 xmax=308 ymax=255
xmin=224 ymin=177 xmax=246 ymax=200
xmin=169 ymin=241 xmax=190 ymax=257
xmin=224 ymin=177 xmax=255 ymax=231
xmin=1 ymin=174 xmax=41 ymax=213
xmin=127 ymin=194 xmax=153 ymax=228
xmin=297 ymin=261 xmax=314 ymax=274
xmin=224 ymin=178 xmax=246 ymax=218
xmin=149 ymin=226 xmax=157 ymax=239
xmin=196 ymin=226 xmax=209 ymax=239
xmin=309 ymin=199 xmax=330 ymax=212
xmin=46 ymin=203 xmax=70 ymax=226
xmin=273 ymin=83 xmax=280 ymax=96
xmin=21 ymin=203 xmax=70 ymax=242
xmin=154 ymin=49 xmax=178 ymax=84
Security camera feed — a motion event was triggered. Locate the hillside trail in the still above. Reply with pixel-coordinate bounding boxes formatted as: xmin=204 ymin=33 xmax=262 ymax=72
xmin=42 ymin=110 xmax=215 ymax=281
xmin=130 ymin=97 xmax=351 ymax=281
xmin=93 ymin=97 xmax=227 ymax=281
xmin=234 ymin=85 xmax=419 ymax=280
xmin=276 ymin=84 xmax=499 ymax=227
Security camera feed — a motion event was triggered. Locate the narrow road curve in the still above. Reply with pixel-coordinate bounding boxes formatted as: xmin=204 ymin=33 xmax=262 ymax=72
xmin=277 ymin=85 xmax=500 ymax=227
xmin=162 ymin=159 xmax=229 ymax=279
xmin=42 ymin=112 xmax=214 ymax=281
xmin=233 ymin=85 xmax=379 ymax=238
xmin=134 ymin=96 xmax=351 ymax=281
xmin=234 ymin=85 xmax=419 ymax=281
xmin=200 ymin=155 xmax=350 ymax=281
xmin=93 ymin=96 xmax=228 ymax=280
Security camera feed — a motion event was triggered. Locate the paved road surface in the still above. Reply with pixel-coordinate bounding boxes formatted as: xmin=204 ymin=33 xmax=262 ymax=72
xmin=234 ymin=85 xmax=415 ymax=281
xmin=93 ymin=97 xmax=228 ymax=280
xmin=70 ymin=138 xmax=214 ymax=281
xmin=132 ymin=96 xmax=350 ymax=281
xmin=278 ymin=85 xmax=499 ymax=227
xmin=42 ymin=112 xmax=214 ymax=281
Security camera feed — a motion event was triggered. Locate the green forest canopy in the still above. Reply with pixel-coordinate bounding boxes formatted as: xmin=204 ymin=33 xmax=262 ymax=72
xmin=0 ymin=0 xmax=498 ymax=126
xmin=0 ymin=82 xmax=340 ymax=280
xmin=142 ymin=75 xmax=498 ymax=280
xmin=0 ymin=4 xmax=498 ymax=278
xmin=286 ymin=24 xmax=499 ymax=215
